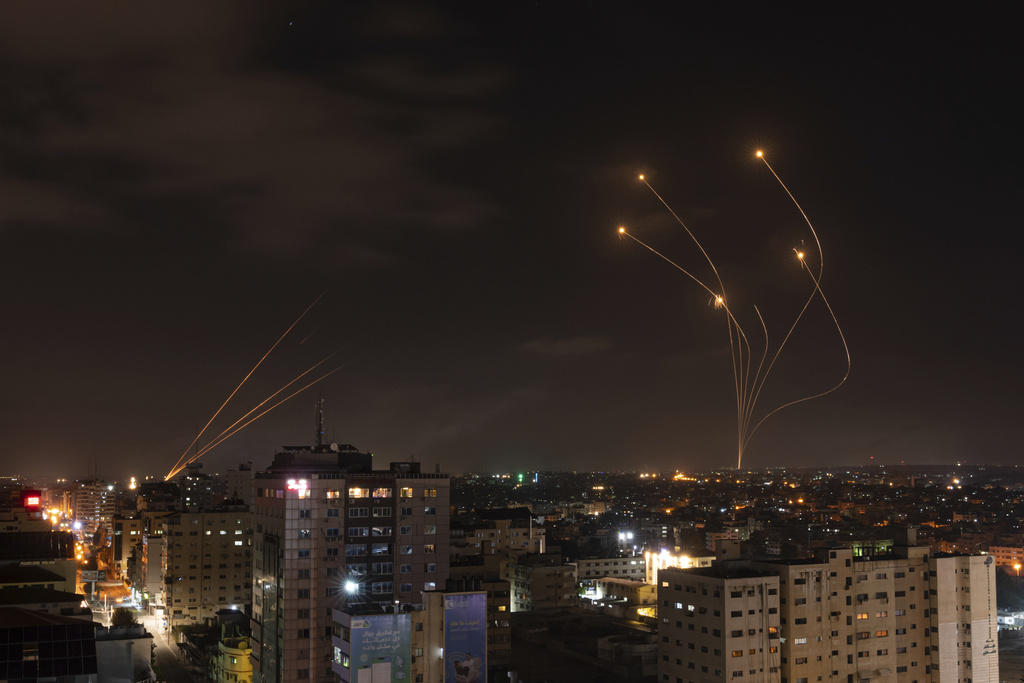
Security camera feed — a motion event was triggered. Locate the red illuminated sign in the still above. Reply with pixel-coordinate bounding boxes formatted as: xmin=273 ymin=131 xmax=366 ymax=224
xmin=21 ymin=490 xmax=42 ymax=509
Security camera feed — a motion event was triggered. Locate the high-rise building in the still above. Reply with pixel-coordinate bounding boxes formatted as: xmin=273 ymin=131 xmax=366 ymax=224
xmin=161 ymin=503 xmax=252 ymax=626
xmin=72 ymin=479 xmax=117 ymax=536
xmin=656 ymin=546 xmax=998 ymax=683
xmin=251 ymin=445 xmax=449 ymax=683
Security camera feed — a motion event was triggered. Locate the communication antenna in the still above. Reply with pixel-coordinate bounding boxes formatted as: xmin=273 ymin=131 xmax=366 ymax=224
xmin=315 ymin=395 xmax=325 ymax=447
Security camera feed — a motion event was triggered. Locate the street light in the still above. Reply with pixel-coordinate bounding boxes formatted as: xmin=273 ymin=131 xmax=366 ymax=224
xmin=1014 ymin=563 xmax=1021 ymax=577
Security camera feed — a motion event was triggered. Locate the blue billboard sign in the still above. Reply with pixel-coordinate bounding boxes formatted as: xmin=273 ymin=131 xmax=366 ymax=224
xmin=443 ymin=593 xmax=486 ymax=683
xmin=350 ymin=613 xmax=411 ymax=682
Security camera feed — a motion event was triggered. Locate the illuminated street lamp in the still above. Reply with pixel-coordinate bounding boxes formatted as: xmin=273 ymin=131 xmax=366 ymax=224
xmin=1015 ymin=563 xmax=1021 ymax=577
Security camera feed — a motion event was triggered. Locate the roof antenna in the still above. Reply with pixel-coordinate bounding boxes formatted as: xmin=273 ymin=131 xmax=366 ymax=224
xmin=315 ymin=394 xmax=325 ymax=448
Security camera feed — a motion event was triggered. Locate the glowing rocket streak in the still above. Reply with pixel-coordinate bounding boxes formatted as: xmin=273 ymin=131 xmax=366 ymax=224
xmin=741 ymin=252 xmax=850 ymax=453
xmin=636 ymin=176 xmax=753 ymax=447
xmin=168 ymin=290 xmax=327 ymax=475
xmin=166 ymin=363 xmax=350 ymax=479
xmin=737 ymin=153 xmax=848 ymax=465
xmin=626 ymin=155 xmax=848 ymax=470
xmin=175 ymin=350 xmax=345 ymax=472
xmin=740 ymin=248 xmax=822 ymax=450
xmin=618 ymin=227 xmax=753 ymax=404
xmin=757 ymin=152 xmax=823 ymax=281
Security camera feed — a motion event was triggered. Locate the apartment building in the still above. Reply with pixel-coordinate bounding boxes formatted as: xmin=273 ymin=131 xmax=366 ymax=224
xmin=657 ymin=546 xmax=998 ymax=683
xmin=251 ymin=446 xmax=449 ymax=683
xmin=576 ymin=556 xmax=646 ymax=587
xmin=72 ymin=479 xmax=117 ymax=536
xmin=161 ymin=503 xmax=252 ymax=626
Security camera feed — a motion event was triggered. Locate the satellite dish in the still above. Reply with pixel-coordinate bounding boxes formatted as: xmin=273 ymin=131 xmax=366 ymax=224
xmin=330 ymin=443 xmax=339 ymax=452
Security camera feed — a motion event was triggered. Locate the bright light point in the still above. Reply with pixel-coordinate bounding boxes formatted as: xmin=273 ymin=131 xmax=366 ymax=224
xmin=797 ymin=252 xmax=804 ymax=260
xmin=638 ymin=174 xmax=644 ymax=180
xmin=345 ymin=581 xmax=358 ymax=593
xmin=716 ymin=296 xmax=723 ymax=303
xmin=756 ymin=150 xmax=763 ymax=157
xmin=618 ymin=227 xmax=625 ymax=234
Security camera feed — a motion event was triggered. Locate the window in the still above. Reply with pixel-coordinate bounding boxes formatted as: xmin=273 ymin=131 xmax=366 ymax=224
xmin=372 ymin=543 xmax=390 ymax=555
xmin=298 ymin=510 xmax=311 ymax=519
xmin=372 ymin=526 xmax=393 ymax=536
xmin=400 ymin=564 xmax=413 ymax=574
xmin=424 ymin=544 xmax=436 ymax=554
xmin=326 ymin=547 xmax=339 ymax=557
xmin=371 ymin=581 xmax=393 ymax=594
xmin=326 ymin=528 xmax=340 ymax=537
xmin=349 ymin=487 xmax=369 ymax=498
xmin=732 ymin=651 xmax=743 ymax=658
xmin=349 ymin=527 xmax=369 ymax=537
xmin=400 ymin=487 xmax=414 ymax=498
xmin=424 ymin=525 xmax=436 ymax=535
xmin=424 ymin=488 xmax=437 ymax=497
xmin=876 ymin=630 xmax=888 ymax=637
xmin=349 ymin=508 xmax=369 ymax=518
xmin=373 ymin=488 xmax=392 ymax=498
xmin=400 ymin=583 xmax=412 ymax=592
xmin=794 ymin=638 xmax=807 ymax=645
xmin=327 ymin=508 xmax=339 ymax=518
xmin=857 ymin=613 xmax=868 ymax=620
xmin=400 ymin=526 xmax=413 ymax=534
xmin=373 ymin=508 xmax=392 ymax=517
xmin=346 ymin=544 xmax=367 ymax=556
xmin=425 ymin=507 xmax=436 ymax=515
xmin=298 ymin=550 xmax=310 ymax=559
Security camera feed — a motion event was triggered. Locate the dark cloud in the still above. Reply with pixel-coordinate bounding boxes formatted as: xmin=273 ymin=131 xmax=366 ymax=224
xmin=0 ymin=3 xmax=1019 ymax=479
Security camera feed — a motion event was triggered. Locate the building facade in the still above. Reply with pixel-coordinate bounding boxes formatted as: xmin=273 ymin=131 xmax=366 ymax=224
xmin=656 ymin=546 xmax=998 ymax=683
xmin=161 ymin=504 xmax=252 ymax=626
xmin=251 ymin=447 xmax=449 ymax=683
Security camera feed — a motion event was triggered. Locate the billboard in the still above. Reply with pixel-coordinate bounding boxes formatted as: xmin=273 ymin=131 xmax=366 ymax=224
xmin=350 ymin=613 xmax=411 ymax=683
xmin=443 ymin=593 xmax=487 ymax=683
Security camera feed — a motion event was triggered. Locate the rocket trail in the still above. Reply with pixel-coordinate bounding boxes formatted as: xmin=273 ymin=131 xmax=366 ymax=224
xmin=168 ymin=290 xmax=327 ymax=475
xmin=741 ymin=258 xmax=851 ymax=453
xmin=170 ymin=349 xmax=344 ymax=476
xmin=166 ymin=363 xmax=351 ymax=479
xmin=623 ymin=154 xmax=848 ymax=469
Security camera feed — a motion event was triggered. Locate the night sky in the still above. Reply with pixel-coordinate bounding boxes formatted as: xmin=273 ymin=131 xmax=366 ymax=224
xmin=1 ymin=4 xmax=1019 ymax=480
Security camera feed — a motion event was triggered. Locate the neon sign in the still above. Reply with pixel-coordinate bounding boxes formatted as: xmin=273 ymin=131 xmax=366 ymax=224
xmin=286 ymin=479 xmax=309 ymax=498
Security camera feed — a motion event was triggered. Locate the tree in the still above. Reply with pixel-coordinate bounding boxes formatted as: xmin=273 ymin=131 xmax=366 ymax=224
xmin=110 ymin=607 xmax=138 ymax=628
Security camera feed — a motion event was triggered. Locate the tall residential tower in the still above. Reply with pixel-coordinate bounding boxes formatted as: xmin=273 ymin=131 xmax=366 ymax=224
xmin=251 ymin=444 xmax=449 ymax=683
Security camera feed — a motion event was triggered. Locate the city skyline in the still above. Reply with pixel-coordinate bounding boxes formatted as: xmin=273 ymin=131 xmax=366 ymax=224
xmin=0 ymin=4 xmax=1019 ymax=480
